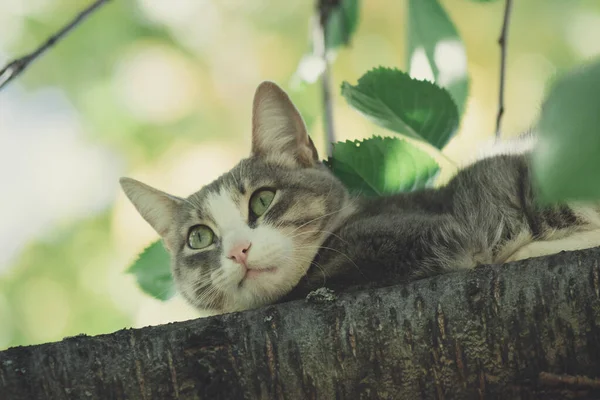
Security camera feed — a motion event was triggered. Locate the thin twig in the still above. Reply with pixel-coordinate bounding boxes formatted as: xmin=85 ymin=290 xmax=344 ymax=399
xmin=0 ymin=0 xmax=110 ymax=91
xmin=315 ymin=1 xmax=336 ymax=157
xmin=495 ymin=0 xmax=513 ymax=140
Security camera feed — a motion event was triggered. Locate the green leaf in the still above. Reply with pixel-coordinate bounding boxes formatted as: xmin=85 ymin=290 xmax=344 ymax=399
xmin=407 ymin=0 xmax=469 ymax=114
xmin=341 ymin=67 xmax=459 ymax=149
xmin=532 ymin=59 xmax=600 ymax=203
xmin=127 ymin=241 xmax=175 ymax=301
xmin=325 ymin=0 xmax=360 ymax=50
xmin=326 ymin=136 xmax=440 ymax=196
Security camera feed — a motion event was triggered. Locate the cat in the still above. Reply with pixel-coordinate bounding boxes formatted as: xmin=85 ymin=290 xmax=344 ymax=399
xmin=120 ymin=81 xmax=600 ymax=313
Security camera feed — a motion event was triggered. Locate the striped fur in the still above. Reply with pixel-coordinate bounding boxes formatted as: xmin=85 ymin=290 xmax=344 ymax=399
xmin=121 ymin=82 xmax=600 ymax=313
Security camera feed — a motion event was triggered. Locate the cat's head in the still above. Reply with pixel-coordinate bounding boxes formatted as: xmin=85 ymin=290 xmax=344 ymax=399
xmin=120 ymin=82 xmax=353 ymax=312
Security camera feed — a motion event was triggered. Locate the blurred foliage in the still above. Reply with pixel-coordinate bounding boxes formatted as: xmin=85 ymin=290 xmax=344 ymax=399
xmin=407 ymin=0 xmax=469 ymax=114
xmin=532 ymin=59 xmax=600 ymax=202
xmin=0 ymin=213 xmax=130 ymax=348
xmin=2 ymin=0 xmax=600 ymax=349
xmin=324 ymin=0 xmax=361 ymax=49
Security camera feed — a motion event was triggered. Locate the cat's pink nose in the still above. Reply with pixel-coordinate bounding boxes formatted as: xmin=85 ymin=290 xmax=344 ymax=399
xmin=227 ymin=241 xmax=251 ymax=265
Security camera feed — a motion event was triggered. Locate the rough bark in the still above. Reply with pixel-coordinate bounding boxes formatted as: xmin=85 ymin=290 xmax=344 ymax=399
xmin=2 ymin=248 xmax=600 ymax=400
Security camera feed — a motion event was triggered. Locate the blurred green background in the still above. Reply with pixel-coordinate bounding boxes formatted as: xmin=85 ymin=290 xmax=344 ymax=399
xmin=1 ymin=0 xmax=599 ymax=349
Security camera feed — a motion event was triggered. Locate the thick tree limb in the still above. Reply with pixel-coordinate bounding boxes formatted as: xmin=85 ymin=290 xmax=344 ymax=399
xmin=0 ymin=0 xmax=110 ymax=91
xmin=2 ymin=248 xmax=600 ymax=399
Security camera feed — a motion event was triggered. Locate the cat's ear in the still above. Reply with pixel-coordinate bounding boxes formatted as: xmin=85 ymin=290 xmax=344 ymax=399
xmin=251 ymin=81 xmax=319 ymax=167
xmin=120 ymin=177 xmax=183 ymax=249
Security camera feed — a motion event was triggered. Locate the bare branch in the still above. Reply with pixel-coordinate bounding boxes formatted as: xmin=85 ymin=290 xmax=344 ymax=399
xmin=320 ymin=58 xmax=336 ymax=158
xmin=315 ymin=0 xmax=337 ymax=157
xmin=495 ymin=0 xmax=513 ymax=139
xmin=0 ymin=0 xmax=110 ymax=91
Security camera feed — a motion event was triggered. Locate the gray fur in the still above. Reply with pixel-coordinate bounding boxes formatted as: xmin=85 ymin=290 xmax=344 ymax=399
xmin=286 ymin=153 xmax=596 ymax=300
xmin=121 ymin=81 xmax=600 ymax=313
xmin=170 ymin=157 xmax=350 ymax=310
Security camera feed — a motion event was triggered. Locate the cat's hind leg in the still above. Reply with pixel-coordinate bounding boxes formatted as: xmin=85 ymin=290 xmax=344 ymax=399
xmin=505 ymin=229 xmax=600 ymax=262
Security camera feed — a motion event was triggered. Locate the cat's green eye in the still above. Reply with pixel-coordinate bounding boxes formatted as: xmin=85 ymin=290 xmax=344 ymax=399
xmin=250 ymin=189 xmax=276 ymax=217
xmin=187 ymin=225 xmax=214 ymax=249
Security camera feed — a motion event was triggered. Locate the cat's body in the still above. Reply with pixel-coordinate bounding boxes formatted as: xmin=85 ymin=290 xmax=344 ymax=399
xmin=120 ymin=81 xmax=600 ymax=314
xmin=288 ymin=153 xmax=600 ymax=299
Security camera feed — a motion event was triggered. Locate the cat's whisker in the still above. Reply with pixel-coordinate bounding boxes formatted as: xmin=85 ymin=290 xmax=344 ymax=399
xmin=238 ymin=159 xmax=245 ymax=186
xmin=187 ymin=271 xmax=227 ymax=303
xmin=293 ymin=243 xmax=364 ymax=278
xmin=186 ymin=195 xmax=203 ymax=211
xmin=187 ymin=278 xmax=212 ymax=295
xmin=212 ymin=275 xmax=235 ymax=290
xmin=206 ymin=287 xmax=224 ymax=308
xmin=286 ymin=229 xmax=348 ymax=244
xmin=280 ymin=254 xmax=328 ymax=287
xmin=183 ymin=198 xmax=198 ymax=209
xmin=148 ymin=284 xmax=178 ymax=300
xmin=190 ymin=269 xmax=221 ymax=283
xmin=186 ymin=284 xmax=209 ymax=308
xmin=229 ymin=170 xmax=239 ymax=188
xmin=288 ymin=201 xmax=356 ymax=235
xmin=209 ymin=270 xmax=234 ymax=288
xmin=195 ymin=284 xmax=222 ymax=309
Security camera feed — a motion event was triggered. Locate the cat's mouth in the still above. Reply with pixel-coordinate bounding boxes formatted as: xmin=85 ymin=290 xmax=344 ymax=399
xmin=239 ymin=266 xmax=278 ymax=285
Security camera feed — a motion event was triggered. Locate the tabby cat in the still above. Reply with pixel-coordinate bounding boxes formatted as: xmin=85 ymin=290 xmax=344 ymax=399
xmin=120 ymin=81 xmax=600 ymax=313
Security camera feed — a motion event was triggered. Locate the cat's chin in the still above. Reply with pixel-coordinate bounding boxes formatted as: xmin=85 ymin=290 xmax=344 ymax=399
xmin=227 ymin=266 xmax=304 ymax=311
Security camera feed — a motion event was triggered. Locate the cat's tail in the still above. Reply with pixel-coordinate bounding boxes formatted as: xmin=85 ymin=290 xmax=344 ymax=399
xmin=474 ymin=130 xmax=537 ymax=161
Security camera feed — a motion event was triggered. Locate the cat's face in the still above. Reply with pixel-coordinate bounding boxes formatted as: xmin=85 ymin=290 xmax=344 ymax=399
xmin=120 ymin=82 xmax=352 ymax=312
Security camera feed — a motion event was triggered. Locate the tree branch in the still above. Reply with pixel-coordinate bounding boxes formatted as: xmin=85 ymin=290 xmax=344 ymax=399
xmin=0 ymin=0 xmax=110 ymax=91
xmin=495 ymin=0 xmax=513 ymax=140
xmin=316 ymin=0 xmax=337 ymax=158
xmin=2 ymin=248 xmax=600 ymax=399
